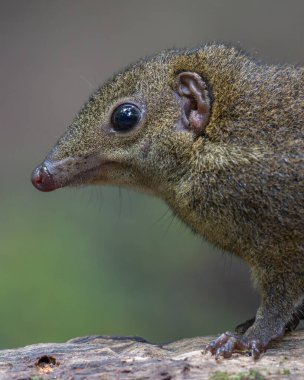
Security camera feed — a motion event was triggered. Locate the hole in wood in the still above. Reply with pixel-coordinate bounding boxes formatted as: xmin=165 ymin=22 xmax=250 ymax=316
xmin=35 ymin=355 xmax=59 ymax=368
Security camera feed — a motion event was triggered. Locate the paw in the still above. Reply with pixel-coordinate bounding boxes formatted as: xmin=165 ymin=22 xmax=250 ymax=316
xmin=205 ymin=331 xmax=265 ymax=360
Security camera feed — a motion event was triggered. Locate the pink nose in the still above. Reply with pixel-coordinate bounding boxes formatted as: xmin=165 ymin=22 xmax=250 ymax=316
xmin=31 ymin=165 xmax=56 ymax=192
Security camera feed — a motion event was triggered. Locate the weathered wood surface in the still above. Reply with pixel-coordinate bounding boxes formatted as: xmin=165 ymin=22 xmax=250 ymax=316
xmin=0 ymin=331 xmax=303 ymax=379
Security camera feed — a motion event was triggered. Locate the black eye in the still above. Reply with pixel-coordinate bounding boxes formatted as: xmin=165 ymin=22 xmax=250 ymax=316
xmin=111 ymin=103 xmax=141 ymax=132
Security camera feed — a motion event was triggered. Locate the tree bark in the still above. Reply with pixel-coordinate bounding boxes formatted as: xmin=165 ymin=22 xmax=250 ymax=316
xmin=0 ymin=330 xmax=303 ymax=379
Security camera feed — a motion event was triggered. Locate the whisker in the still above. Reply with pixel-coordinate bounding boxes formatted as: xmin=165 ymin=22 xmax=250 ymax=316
xmin=151 ymin=207 xmax=171 ymax=227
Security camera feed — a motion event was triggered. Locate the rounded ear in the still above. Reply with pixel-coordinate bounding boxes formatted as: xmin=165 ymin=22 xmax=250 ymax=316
xmin=175 ymin=72 xmax=211 ymax=136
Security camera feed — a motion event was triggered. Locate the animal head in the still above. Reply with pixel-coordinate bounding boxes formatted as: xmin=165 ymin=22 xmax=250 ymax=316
xmin=31 ymin=45 xmax=251 ymax=197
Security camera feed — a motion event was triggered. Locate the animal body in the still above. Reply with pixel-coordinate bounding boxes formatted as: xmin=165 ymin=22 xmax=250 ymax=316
xmin=31 ymin=44 xmax=304 ymax=359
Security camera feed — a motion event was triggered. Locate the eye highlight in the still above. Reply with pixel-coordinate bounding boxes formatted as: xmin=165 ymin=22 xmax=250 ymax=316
xmin=111 ymin=103 xmax=141 ymax=132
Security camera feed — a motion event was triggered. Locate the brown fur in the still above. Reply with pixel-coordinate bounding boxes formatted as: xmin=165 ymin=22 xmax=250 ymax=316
xmin=32 ymin=44 xmax=304 ymax=358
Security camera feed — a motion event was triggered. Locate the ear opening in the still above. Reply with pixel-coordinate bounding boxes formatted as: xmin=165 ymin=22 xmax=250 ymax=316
xmin=175 ymin=72 xmax=211 ymax=136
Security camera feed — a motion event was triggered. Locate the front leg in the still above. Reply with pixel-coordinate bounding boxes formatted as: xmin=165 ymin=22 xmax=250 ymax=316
xmin=236 ymin=298 xmax=304 ymax=334
xmin=206 ymin=269 xmax=304 ymax=359
xmin=285 ymin=300 xmax=304 ymax=331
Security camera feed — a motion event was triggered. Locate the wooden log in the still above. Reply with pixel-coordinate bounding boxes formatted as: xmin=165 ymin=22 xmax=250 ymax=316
xmin=0 ymin=330 xmax=303 ymax=379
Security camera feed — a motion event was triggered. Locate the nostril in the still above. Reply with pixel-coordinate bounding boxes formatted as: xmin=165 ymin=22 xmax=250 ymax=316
xmin=34 ymin=171 xmax=43 ymax=186
xmin=31 ymin=165 xmax=56 ymax=192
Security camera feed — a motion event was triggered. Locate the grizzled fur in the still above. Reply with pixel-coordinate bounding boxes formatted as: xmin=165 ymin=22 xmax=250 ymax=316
xmin=33 ymin=44 xmax=304 ymax=358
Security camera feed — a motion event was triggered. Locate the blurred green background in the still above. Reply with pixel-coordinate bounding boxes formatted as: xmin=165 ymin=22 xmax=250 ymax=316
xmin=0 ymin=0 xmax=303 ymax=349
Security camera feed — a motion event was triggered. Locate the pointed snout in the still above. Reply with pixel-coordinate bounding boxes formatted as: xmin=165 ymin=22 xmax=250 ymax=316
xmin=31 ymin=155 xmax=105 ymax=191
xmin=31 ymin=164 xmax=56 ymax=192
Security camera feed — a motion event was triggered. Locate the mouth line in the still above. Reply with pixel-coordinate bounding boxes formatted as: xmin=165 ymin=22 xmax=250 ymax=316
xmin=51 ymin=159 xmax=121 ymax=189
xmin=63 ymin=165 xmax=104 ymax=187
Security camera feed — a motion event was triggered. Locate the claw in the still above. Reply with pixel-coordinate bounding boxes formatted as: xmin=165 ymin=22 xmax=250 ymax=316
xmin=251 ymin=340 xmax=263 ymax=360
xmin=205 ymin=331 xmax=266 ymax=360
xmin=205 ymin=332 xmax=231 ymax=355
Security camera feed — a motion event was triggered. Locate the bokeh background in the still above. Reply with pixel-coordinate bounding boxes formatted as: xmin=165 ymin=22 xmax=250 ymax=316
xmin=0 ymin=0 xmax=303 ymax=349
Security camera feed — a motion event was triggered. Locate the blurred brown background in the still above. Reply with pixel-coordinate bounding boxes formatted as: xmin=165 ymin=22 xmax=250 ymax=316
xmin=0 ymin=0 xmax=303 ymax=349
